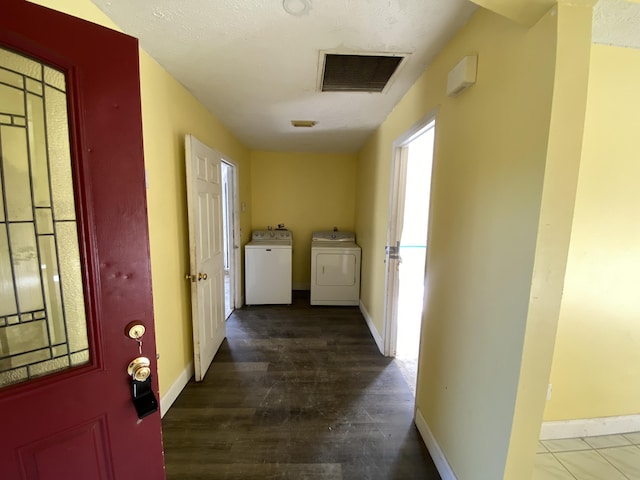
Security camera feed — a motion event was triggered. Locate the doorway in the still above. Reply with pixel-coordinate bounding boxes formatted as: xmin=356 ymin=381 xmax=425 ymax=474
xmin=221 ymin=160 xmax=239 ymax=319
xmin=383 ymin=116 xmax=435 ymax=396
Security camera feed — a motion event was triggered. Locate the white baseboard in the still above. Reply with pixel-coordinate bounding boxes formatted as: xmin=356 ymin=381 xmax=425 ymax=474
xmin=414 ymin=408 xmax=457 ymax=480
xmin=160 ymin=361 xmax=194 ymax=418
xmin=359 ymin=301 xmax=384 ymax=354
xmin=540 ymin=414 xmax=640 ymax=440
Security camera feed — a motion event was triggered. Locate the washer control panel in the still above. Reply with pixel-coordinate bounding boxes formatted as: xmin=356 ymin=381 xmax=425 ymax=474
xmin=251 ymin=229 xmax=292 ymax=242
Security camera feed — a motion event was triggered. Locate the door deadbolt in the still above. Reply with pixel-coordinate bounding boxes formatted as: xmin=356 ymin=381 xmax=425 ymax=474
xmin=124 ymin=320 xmax=146 ymax=340
xmin=127 ymin=356 xmax=151 ymax=382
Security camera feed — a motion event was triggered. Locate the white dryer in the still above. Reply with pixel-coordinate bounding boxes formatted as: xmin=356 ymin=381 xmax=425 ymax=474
xmin=310 ymin=231 xmax=361 ymax=306
xmin=245 ymin=229 xmax=292 ymax=305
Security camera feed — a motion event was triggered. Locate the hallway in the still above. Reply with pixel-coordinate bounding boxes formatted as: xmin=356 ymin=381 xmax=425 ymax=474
xmin=162 ymin=292 xmax=440 ymax=479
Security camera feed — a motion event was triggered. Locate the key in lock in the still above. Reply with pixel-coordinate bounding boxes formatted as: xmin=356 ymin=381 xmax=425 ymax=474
xmin=127 ymin=356 xmax=158 ymax=419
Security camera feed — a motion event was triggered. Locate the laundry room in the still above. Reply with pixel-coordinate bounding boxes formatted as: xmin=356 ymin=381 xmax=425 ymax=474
xmin=248 ymin=150 xmax=358 ymax=296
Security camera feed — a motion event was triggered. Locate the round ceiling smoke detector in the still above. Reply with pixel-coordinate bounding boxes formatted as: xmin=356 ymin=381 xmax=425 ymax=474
xmin=283 ymin=0 xmax=311 ymax=16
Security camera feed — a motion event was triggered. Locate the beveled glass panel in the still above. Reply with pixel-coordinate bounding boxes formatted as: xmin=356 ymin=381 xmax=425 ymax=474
xmin=45 ymin=86 xmax=74 ymax=220
xmin=25 ymin=78 xmax=42 ymax=95
xmin=9 ymin=223 xmax=44 ymax=313
xmin=27 ymin=92 xmax=50 ymax=207
xmin=0 ymin=83 xmax=25 ymax=116
xmin=35 ymin=209 xmax=54 ymax=234
xmin=52 ymin=344 xmax=68 ymax=357
xmin=1 ymin=125 xmax=33 ymax=221
xmin=0 ymin=321 xmax=48 ymax=358
xmin=2 ymin=349 xmax=50 ymax=370
xmin=70 ymin=350 xmax=89 ymax=366
xmin=29 ymin=356 xmax=69 ymax=377
xmin=44 ymin=66 xmax=65 ymax=92
xmin=38 ymin=235 xmax=65 ymax=345
xmin=0 ymin=178 xmax=3 ymax=223
xmin=0 ymin=368 xmax=27 ymax=386
xmin=57 ymin=222 xmax=87 ymax=352
xmin=0 ymin=48 xmax=89 ymax=388
xmin=0 ymin=47 xmax=42 ymax=80
xmin=0 ymin=229 xmax=17 ymax=316
xmin=0 ymin=67 xmax=23 ymax=88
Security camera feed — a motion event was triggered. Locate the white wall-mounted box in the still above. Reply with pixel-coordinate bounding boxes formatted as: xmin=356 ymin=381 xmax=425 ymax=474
xmin=447 ymin=55 xmax=478 ymax=97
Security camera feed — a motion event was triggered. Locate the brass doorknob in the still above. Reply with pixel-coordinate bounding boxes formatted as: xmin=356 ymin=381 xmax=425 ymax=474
xmin=185 ymin=272 xmax=208 ymax=282
xmin=127 ymin=356 xmax=151 ymax=382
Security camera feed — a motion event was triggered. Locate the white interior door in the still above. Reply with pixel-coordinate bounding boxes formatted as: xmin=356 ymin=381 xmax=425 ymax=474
xmin=185 ymin=135 xmax=225 ymax=382
xmin=383 ymin=146 xmax=409 ymax=357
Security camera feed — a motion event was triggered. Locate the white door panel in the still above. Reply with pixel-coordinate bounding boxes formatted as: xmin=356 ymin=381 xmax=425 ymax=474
xmin=185 ymin=135 xmax=225 ymax=382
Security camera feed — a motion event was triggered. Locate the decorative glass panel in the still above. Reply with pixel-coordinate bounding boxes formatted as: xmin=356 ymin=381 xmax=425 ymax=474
xmin=46 ymin=86 xmax=74 ymax=221
xmin=0 ymin=46 xmax=89 ymax=388
xmin=2 ymin=125 xmax=32 ymax=221
xmin=0 ymin=68 xmax=23 ymax=88
xmin=0 ymin=48 xmax=42 ymax=80
xmin=27 ymin=92 xmax=50 ymax=208
xmin=0 ymin=84 xmax=25 ymax=116
xmin=25 ymin=78 xmax=42 ymax=95
xmin=35 ymin=208 xmax=54 ymax=234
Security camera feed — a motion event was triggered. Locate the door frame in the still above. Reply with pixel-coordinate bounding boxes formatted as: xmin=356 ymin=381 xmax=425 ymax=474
xmin=221 ymin=158 xmax=242 ymax=313
xmin=382 ymin=110 xmax=437 ymax=357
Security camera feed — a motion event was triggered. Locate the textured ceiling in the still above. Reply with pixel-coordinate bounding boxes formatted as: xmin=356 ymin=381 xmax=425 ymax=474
xmin=90 ymin=0 xmax=477 ymax=153
xmin=593 ymin=0 xmax=640 ymax=49
xmin=89 ymin=0 xmax=640 ymax=154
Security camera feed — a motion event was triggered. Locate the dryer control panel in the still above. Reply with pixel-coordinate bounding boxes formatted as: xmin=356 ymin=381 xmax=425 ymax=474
xmin=311 ymin=231 xmax=355 ymax=243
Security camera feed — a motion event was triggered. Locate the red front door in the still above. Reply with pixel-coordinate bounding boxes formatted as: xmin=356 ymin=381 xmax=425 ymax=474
xmin=0 ymin=1 xmax=165 ymax=478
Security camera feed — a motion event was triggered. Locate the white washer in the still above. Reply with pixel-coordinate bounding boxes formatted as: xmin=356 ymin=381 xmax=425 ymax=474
xmin=310 ymin=231 xmax=361 ymax=306
xmin=245 ymin=230 xmax=292 ymax=305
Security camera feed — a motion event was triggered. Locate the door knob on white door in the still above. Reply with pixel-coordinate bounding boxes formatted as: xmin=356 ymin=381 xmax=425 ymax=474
xmin=185 ymin=272 xmax=208 ymax=282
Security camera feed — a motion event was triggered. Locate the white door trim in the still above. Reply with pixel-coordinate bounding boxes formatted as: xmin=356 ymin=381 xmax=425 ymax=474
xmin=225 ymin=159 xmax=243 ymax=310
xmin=382 ymin=110 xmax=438 ymax=357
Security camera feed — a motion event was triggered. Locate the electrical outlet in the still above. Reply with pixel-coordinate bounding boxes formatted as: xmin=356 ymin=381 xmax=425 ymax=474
xmin=547 ymin=383 xmax=552 ymax=401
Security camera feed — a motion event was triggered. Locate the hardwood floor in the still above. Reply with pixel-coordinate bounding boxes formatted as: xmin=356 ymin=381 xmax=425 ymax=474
xmin=162 ymin=291 xmax=441 ymax=480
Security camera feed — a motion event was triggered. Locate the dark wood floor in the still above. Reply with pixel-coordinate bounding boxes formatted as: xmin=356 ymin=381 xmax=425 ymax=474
xmin=162 ymin=291 xmax=441 ymax=480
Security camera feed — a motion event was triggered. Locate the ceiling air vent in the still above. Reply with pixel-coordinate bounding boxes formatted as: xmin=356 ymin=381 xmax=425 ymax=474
xmin=321 ymin=54 xmax=404 ymax=93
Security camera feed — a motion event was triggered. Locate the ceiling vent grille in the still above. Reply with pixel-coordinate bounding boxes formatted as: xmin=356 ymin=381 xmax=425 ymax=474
xmin=321 ymin=54 xmax=404 ymax=93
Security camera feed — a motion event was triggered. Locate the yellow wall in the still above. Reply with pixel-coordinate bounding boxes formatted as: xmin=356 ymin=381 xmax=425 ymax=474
xmin=544 ymin=44 xmax=640 ymax=421
xmin=250 ymin=151 xmax=356 ymax=288
xmin=356 ymin=3 xmax=589 ymax=478
xmin=29 ymin=0 xmax=252 ymax=397
xmin=505 ymin=4 xmax=593 ymax=476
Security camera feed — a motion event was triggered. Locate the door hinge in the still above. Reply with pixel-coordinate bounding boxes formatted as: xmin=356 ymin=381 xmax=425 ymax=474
xmin=385 ymin=242 xmax=401 ymax=260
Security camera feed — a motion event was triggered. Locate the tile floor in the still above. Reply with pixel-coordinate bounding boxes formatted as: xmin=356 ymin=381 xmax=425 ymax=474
xmin=535 ymin=432 xmax=640 ymax=479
